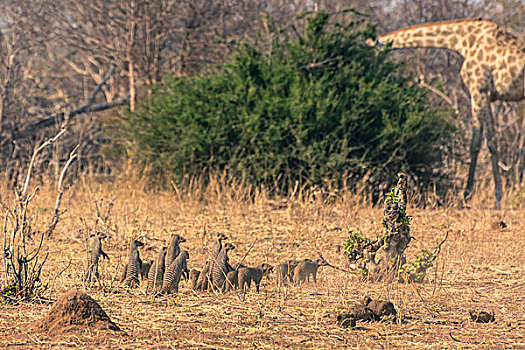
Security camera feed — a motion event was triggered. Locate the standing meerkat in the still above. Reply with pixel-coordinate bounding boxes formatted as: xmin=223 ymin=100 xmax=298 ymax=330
xmin=222 ymin=270 xmax=239 ymax=293
xmin=122 ymin=239 xmax=144 ymax=288
xmin=160 ymin=250 xmax=189 ymax=294
xmin=147 ymin=246 xmax=167 ymax=293
xmin=209 ymin=242 xmax=235 ymax=291
xmin=293 ymin=258 xmax=328 ymax=285
xmin=84 ymin=232 xmax=110 ymax=284
xmin=164 ymin=234 xmax=186 ymax=267
xmin=238 ymin=263 xmax=273 ymax=293
xmin=195 ymin=232 xmax=228 ymax=291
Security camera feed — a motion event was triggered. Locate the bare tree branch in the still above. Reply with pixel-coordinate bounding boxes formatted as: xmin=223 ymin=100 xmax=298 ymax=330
xmin=46 ymin=144 xmax=79 ymax=236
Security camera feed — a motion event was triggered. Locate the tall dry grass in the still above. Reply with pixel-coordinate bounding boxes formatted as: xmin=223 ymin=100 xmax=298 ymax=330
xmin=0 ymin=173 xmax=524 ymax=348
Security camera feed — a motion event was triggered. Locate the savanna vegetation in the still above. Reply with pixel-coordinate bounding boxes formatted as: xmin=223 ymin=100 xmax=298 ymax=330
xmin=113 ymin=12 xmax=453 ymax=192
xmin=0 ymin=1 xmax=524 ymax=349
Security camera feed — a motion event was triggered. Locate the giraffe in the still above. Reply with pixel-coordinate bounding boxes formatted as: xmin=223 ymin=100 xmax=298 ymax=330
xmin=371 ymin=18 xmax=525 ymax=207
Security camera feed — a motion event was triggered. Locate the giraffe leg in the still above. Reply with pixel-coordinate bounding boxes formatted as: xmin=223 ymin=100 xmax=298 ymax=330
xmin=472 ymin=93 xmax=503 ymax=208
xmin=464 ymin=122 xmax=483 ymax=202
xmin=482 ymin=109 xmax=503 ymax=208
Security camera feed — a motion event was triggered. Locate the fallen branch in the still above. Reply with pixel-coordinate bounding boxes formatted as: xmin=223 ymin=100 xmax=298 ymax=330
xmin=15 ymin=97 xmax=129 ymax=140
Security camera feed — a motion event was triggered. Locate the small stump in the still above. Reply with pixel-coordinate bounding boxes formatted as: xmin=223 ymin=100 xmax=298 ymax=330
xmin=32 ymin=290 xmax=121 ymax=334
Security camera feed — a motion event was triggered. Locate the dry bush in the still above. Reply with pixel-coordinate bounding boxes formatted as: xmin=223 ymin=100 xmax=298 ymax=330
xmin=0 ymin=127 xmax=77 ymax=302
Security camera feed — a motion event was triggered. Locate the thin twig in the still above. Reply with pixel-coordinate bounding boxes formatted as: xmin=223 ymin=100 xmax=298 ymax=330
xmin=236 ymin=239 xmax=258 ymax=268
xmin=49 ymin=258 xmax=72 ymax=294
xmin=2 ymin=209 xmax=10 ymax=282
xmin=109 ymin=252 xmax=122 ymax=292
xmin=317 ymin=251 xmax=351 ymax=273
xmin=448 ymin=330 xmax=466 ymax=343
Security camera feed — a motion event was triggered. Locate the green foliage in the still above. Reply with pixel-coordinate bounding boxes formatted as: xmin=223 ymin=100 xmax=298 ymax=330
xmin=400 ymin=249 xmax=435 ymax=282
xmin=385 ymin=190 xmax=400 ymax=204
xmin=344 ymin=230 xmax=370 ymax=260
xmin=401 ymin=232 xmax=447 ymax=282
xmin=112 ymin=11 xmax=453 ymax=189
xmin=401 ymin=215 xmax=412 ymax=229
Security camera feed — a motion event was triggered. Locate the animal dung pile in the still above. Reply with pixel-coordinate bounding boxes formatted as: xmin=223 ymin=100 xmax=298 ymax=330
xmin=31 ymin=290 xmax=121 ymax=334
xmin=490 ymin=220 xmax=507 ymax=230
xmin=337 ymin=296 xmax=397 ymax=328
xmin=469 ymin=310 xmax=495 ymax=323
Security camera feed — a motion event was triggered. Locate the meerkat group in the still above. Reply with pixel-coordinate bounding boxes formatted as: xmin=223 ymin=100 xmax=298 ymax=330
xmin=90 ymin=230 xmax=330 ymax=295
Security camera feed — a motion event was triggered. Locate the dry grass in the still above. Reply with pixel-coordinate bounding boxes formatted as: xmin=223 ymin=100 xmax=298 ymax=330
xmin=1 ymin=176 xmax=525 ymax=349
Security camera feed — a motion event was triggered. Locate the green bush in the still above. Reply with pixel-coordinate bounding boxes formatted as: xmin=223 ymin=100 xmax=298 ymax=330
xmin=112 ymin=11 xmax=453 ymax=190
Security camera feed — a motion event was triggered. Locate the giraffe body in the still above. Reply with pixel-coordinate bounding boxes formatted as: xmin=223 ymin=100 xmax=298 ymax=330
xmin=375 ymin=18 xmax=525 ymax=206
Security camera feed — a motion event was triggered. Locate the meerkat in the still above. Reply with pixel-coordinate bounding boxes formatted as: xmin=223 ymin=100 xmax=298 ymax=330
xmin=160 ymin=250 xmax=189 ymax=294
xmin=140 ymin=260 xmax=153 ymax=280
xmin=122 ymin=239 xmax=144 ymax=287
xmin=84 ymin=232 xmax=110 ymax=284
xmin=209 ymin=242 xmax=235 ymax=291
xmin=189 ymin=269 xmax=201 ymax=290
xmin=275 ymin=259 xmax=299 ymax=287
xmin=164 ymin=233 xmax=186 ymax=267
xmin=195 ymin=232 xmax=228 ymax=291
xmin=222 ymin=270 xmax=239 ymax=293
xmin=147 ymin=247 xmax=167 ymax=293
xmin=238 ymin=263 xmax=273 ymax=293
xmin=293 ymin=258 xmax=328 ymax=285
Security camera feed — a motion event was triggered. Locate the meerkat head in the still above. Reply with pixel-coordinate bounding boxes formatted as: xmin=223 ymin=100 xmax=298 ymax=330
xmin=176 ymin=234 xmax=186 ymax=243
xmin=261 ymin=263 xmax=273 ymax=272
xmin=261 ymin=263 xmax=273 ymax=276
xmin=224 ymin=243 xmax=235 ymax=251
xmin=90 ymin=232 xmax=107 ymax=239
xmin=362 ymin=296 xmax=373 ymax=306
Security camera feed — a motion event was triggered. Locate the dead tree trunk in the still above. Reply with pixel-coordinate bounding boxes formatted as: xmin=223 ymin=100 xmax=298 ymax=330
xmin=365 ymin=173 xmax=412 ymax=281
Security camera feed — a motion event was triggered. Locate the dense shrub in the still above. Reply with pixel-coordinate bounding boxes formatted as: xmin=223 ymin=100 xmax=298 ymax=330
xmin=112 ymin=11 xmax=453 ymax=191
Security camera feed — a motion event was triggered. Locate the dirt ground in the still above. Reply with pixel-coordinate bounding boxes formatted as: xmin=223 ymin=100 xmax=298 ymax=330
xmin=1 ymin=181 xmax=524 ymax=349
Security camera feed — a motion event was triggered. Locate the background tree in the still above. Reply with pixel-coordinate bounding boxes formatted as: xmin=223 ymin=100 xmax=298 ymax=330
xmin=0 ymin=0 xmax=521 ymax=201
xmin=114 ymin=11 xmax=453 ymax=193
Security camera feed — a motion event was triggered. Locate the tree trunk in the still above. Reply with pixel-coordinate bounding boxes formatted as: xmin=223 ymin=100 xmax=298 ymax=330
xmin=366 ymin=173 xmax=412 ymax=282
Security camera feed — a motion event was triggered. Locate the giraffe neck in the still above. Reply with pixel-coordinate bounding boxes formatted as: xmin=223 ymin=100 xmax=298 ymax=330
xmin=377 ymin=18 xmax=498 ymax=58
